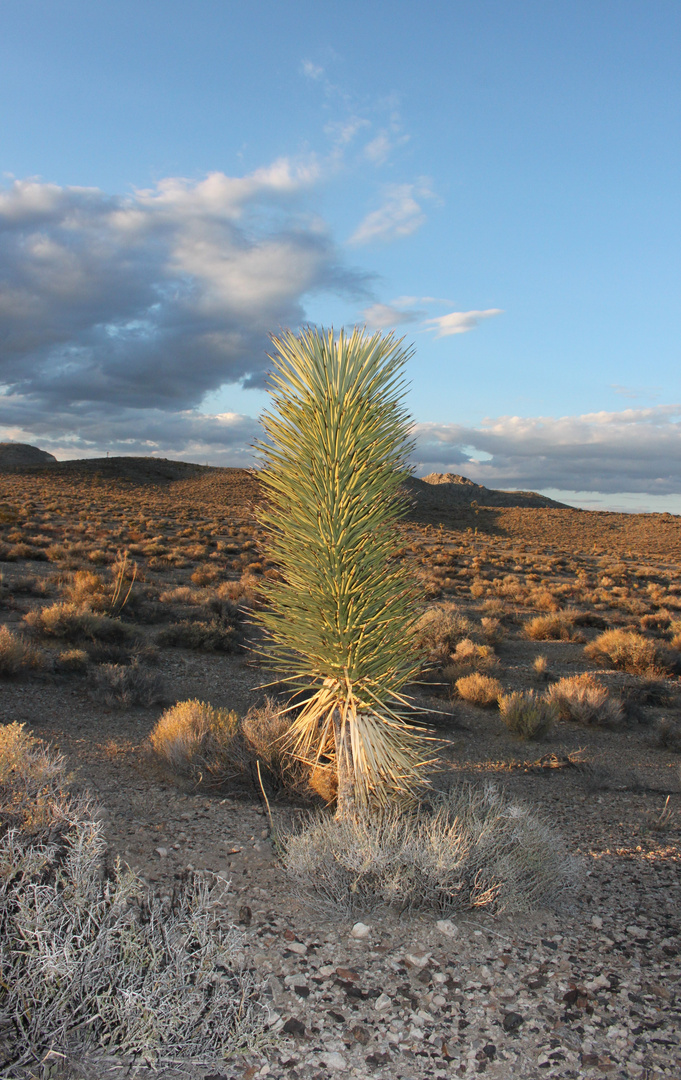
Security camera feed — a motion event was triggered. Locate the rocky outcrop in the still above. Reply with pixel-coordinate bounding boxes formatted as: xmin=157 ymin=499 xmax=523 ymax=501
xmin=404 ymin=472 xmax=570 ymax=510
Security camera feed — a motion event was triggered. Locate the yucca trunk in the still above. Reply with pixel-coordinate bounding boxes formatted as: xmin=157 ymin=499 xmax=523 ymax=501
xmin=255 ymin=327 xmax=428 ymax=819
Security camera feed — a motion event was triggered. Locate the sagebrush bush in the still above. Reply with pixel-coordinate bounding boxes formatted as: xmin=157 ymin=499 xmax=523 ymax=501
xmin=23 ymin=602 xmax=138 ymax=645
xmin=148 ymin=698 xmax=310 ymax=795
xmin=546 ymin=673 xmax=624 ymax=727
xmin=91 ymin=659 xmax=165 ymax=708
xmin=413 ymin=603 xmax=472 ymax=663
xmin=525 ymin=612 xmax=581 ymax=641
xmin=283 ymin=783 xmax=578 ymax=915
xmin=584 ymin=628 xmax=680 ymax=676
xmin=498 ymin=690 xmax=556 ymax=740
xmin=156 ymin=617 xmax=241 ymax=652
xmin=0 ymin=625 xmax=45 ymax=677
xmin=455 ymin=672 xmax=502 ymax=708
xmin=0 ymin=724 xmax=266 ymax=1075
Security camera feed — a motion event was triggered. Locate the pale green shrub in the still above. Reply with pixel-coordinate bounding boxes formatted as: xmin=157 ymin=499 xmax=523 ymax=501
xmin=283 ymin=783 xmax=578 ymax=915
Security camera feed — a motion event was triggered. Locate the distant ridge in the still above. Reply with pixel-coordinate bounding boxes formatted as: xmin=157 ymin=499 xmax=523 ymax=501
xmin=0 ymin=454 xmax=211 ymax=484
xmin=1 ymin=451 xmax=569 ymax=508
xmin=404 ymin=472 xmax=570 ymax=510
xmin=0 ymin=442 xmax=57 ymax=468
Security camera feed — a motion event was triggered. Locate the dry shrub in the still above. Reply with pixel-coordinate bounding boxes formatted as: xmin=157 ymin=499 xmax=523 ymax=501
xmin=498 ymin=691 xmax=556 ymax=740
xmin=148 ymin=698 xmax=310 ymax=796
xmin=532 ymin=655 xmax=551 ymax=681
xmin=455 ymin=672 xmax=502 ymax=708
xmin=283 ymin=783 xmax=578 ymax=915
xmin=414 ymin=603 xmax=472 ymax=663
xmin=56 ymin=647 xmax=90 ymax=673
xmin=529 ymin=587 xmax=560 ymax=612
xmin=23 ymin=602 xmax=138 ymax=645
xmin=546 ymin=674 xmax=624 ymax=727
xmin=443 ymin=639 xmax=498 ymax=683
xmin=159 ymin=585 xmax=205 ymax=605
xmin=0 ymin=724 xmax=266 ymax=1075
xmin=217 ymin=577 xmax=258 ymax=606
xmin=525 ymin=612 xmax=581 ymax=641
xmin=149 ymin=700 xmax=241 ymax=785
xmin=654 ymin=718 xmax=681 ymax=753
xmin=191 ymin=566 xmax=219 ymax=586
xmin=10 ymin=575 xmax=50 ymax=597
xmin=480 ymin=616 xmax=504 ymax=644
xmin=60 ymin=569 xmax=107 ymax=608
xmin=91 ymin=659 xmax=165 ymax=708
xmin=584 ymin=628 xmax=680 ymax=676
xmin=0 ymin=625 xmax=45 ymax=677
xmin=156 ymin=617 xmax=241 ymax=652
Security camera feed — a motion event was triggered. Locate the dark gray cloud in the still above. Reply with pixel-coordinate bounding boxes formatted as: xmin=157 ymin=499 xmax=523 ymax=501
xmin=412 ymin=407 xmax=681 ymax=495
xmin=0 ymin=166 xmax=370 ymax=430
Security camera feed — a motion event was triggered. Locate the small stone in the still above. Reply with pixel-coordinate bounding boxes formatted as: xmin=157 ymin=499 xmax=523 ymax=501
xmin=436 ymin=919 xmax=459 ymax=938
xmin=287 ymin=941 xmax=308 ymax=955
xmin=318 ymin=964 xmax=335 ymax=977
xmin=404 ymin=948 xmax=431 ymax=968
xmin=374 ymin=992 xmax=392 ymax=1012
xmin=591 ymin=915 xmax=603 ymax=930
xmin=282 ymin=1017 xmax=306 ymax=1036
xmin=626 ymin=925 xmax=648 ymax=940
xmin=336 ymin=967 xmax=360 ymax=981
xmin=318 ymin=1051 xmax=347 ymax=1071
xmin=502 ymin=1012 xmax=524 ymax=1033
xmin=155 ymin=847 xmax=168 ymax=858
xmin=351 ymin=1023 xmax=370 ymax=1045
xmin=350 ymin=921 xmax=371 ymax=939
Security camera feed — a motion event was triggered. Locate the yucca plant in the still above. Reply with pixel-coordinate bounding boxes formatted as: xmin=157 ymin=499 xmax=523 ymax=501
xmin=255 ymin=326 xmax=429 ymax=820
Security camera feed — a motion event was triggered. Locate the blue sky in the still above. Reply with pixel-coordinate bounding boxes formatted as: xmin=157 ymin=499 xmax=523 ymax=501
xmin=1 ymin=1 xmax=680 ymax=511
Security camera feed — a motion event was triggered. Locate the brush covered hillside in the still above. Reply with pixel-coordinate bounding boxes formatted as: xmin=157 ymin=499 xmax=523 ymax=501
xmin=0 ymin=452 xmax=680 ymax=1078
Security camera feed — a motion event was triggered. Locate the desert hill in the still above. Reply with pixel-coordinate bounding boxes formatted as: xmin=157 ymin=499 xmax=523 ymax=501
xmin=0 ymin=442 xmax=57 ymax=468
xmin=405 ymin=471 xmax=569 ymax=510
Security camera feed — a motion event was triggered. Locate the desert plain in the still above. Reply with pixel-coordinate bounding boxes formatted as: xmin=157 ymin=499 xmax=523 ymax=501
xmin=0 ymin=457 xmax=679 ymax=1080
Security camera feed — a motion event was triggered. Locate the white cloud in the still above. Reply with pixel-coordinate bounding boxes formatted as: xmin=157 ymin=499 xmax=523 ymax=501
xmin=301 ymin=60 xmax=324 ymax=80
xmin=0 ymin=168 xmax=370 ymax=443
xmin=348 ymin=181 xmax=434 ymax=245
xmin=411 ymin=406 xmax=681 ymax=495
xmin=424 ymin=309 xmax=504 ymax=337
xmin=363 ymin=130 xmax=410 ymax=166
xmin=361 ymin=302 xmax=425 ymax=330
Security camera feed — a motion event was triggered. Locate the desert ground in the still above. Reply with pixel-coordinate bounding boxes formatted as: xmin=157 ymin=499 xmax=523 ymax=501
xmin=0 ymin=460 xmax=679 ymax=1080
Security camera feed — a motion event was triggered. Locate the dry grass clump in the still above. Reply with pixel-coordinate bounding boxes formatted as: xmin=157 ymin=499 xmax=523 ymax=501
xmin=455 ymin=672 xmax=503 ymax=708
xmin=23 ymin=602 xmax=138 ymax=645
xmin=498 ymin=691 xmax=556 ymax=739
xmin=148 ymin=698 xmax=310 ymax=796
xmin=91 ymin=659 xmax=165 ymax=708
xmin=55 ymin=647 xmax=90 ymax=673
xmin=584 ymin=628 xmax=680 ymax=676
xmin=525 ymin=612 xmax=582 ymax=641
xmin=0 ymin=723 xmax=266 ymax=1075
xmin=283 ymin=783 xmax=578 ymax=915
xmin=0 ymin=625 xmax=46 ymax=677
xmin=149 ymin=700 xmax=241 ymax=786
xmin=546 ymin=674 xmax=624 ymax=727
xmin=532 ymin=655 xmax=551 ymax=681
xmin=413 ymin=603 xmax=472 ymax=663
